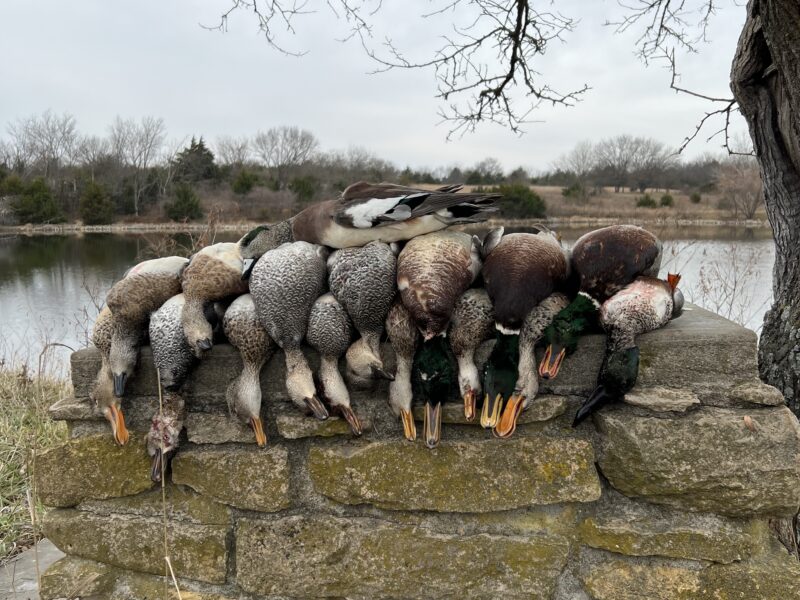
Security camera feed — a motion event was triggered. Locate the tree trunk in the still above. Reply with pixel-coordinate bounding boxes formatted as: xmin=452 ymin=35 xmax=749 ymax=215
xmin=732 ymin=0 xmax=800 ymax=413
xmin=731 ymin=0 xmax=800 ymax=556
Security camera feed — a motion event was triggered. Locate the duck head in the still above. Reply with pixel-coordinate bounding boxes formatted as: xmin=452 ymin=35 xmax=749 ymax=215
xmin=668 ymin=273 xmax=684 ymax=318
xmin=481 ymin=331 xmax=519 ymax=430
xmin=91 ymin=371 xmax=129 ymax=446
xmin=182 ymin=299 xmax=214 ymax=357
xmin=412 ymin=336 xmax=458 ymax=449
xmin=539 ymin=293 xmax=601 ymax=380
xmin=109 ymin=328 xmax=139 ymax=398
xmin=238 ymin=221 xmax=295 ymax=279
xmin=285 ymin=348 xmax=329 ymax=420
xmin=226 ymin=374 xmax=267 ymax=447
xmin=345 ymin=337 xmax=394 ymax=384
xmin=147 ymin=396 xmax=184 ymax=483
xmin=573 ymin=346 xmax=640 ymax=426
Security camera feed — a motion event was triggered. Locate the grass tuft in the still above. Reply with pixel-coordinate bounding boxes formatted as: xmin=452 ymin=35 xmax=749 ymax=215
xmin=0 ymin=364 xmax=68 ymax=562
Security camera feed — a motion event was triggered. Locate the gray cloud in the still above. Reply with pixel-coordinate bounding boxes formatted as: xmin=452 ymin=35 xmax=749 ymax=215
xmin=0 ymin=0 xmax=748 ymax=172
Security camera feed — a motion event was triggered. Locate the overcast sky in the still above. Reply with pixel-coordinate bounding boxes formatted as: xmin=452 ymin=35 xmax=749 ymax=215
xmin=0 ymin=0 xmax=748 ymax=173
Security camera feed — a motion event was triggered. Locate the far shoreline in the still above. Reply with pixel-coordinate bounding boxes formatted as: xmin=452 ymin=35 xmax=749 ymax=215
xmin=0 ymin=216 xmax=772 ymax=236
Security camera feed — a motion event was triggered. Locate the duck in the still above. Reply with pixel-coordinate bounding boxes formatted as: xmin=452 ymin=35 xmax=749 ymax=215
xmin=291 ymin=182 xmax=500 ymax=248
xmin=181 ymin=242 xmax=249 ymax=357
xmin=385 ymin=298 xmax=420 ymax=441
xmin=327 ymin=241 xmax=397 ymax=385
xmin=238 ymin=220 xmax=296 ymax=279
xmin=397 ymin=230 xmax=482 ymax=448
xmin=573 ymin=273 xmax=684 ymax=426
xmin=105 ymin=255 xmax=189 ymax=397
xmin=480 ymin=227 xmax=571 ymax=437
xmin=149 ymin=294 xmax=197 ymax=392
xmin=146 ymin=391 xmax=185 ymax=483
xmin=249 ymin=241 xmax=329 ymax=420
xmin=223 ymin=293 xmax=275 ymax=446
xmin=539 ymin=225 xmax=662 ymax=380
xmin=448 ymin=288 xmax=495 ymax=421
xmin=89 ymin=306 xmax=128 ymax=445
xmin=306 ymin=293 xmax=362 ymax=435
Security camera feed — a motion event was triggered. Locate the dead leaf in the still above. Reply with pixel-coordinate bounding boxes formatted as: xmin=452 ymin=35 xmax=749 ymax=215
xmin=744 ymin=415 xmax=757 ymax=432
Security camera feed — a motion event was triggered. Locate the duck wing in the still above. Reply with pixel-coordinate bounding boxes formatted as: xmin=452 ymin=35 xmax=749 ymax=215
xmin=334 ymin=181 xmax=500 ymax=229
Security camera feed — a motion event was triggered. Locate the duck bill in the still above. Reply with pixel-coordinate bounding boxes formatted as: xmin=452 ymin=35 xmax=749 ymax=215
xmin=241 ymin=258 xmax=255 ymax=280
xmin=338 ymin=405 xmax=363 ymax=436
xmin=112 ymin=373 xmax=128 ymax=397
xmin=304 ymin=395 xmax=329 ymax=420
xmin=480 ymin=393 xmax=503 ymax=429
xmin=400 ymin=409 xmax=416 ymax=441
xmin=423 ymin=401 xmax=442 ymax=449
xmin=250 ymin=416 xmax=267 ymax=447
xmin=539 ymin=345 xmax=567 ymax=380
xmin=150 ymin=448 xmax=177 ymax=483
xmin=196 ymin=338 xmax=212 ymax=352
xmin=494 ymin=394 xmax=525 ymax=439
xmin=573 ymin=385 xmax=614 ymax=427
xmin=370 ymin=365 xmax=395 ymax=381
xmin=107 ymin=404 xmax=129 ymax=445
xmin=463 ymin=389 xmax=477 ymax=421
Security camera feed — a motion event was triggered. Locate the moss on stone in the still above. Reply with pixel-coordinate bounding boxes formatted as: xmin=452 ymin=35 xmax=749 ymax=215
xmin=35 ymin=434 xmax=153 ymax=507
xmin=308 ymin=438 xmax=600 ymax=512
xmin=171 ymin=445 xmax=290 ymax=512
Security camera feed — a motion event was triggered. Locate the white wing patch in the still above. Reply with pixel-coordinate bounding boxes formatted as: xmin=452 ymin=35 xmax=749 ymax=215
xmin=345 ymin=194 xmax=425 ymax=228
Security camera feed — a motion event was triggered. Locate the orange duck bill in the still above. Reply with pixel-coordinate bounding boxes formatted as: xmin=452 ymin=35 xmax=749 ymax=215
xmin=463 ymin=388 xmax=477 ymax=421
xmin=538 ymin=344 xmax=567 ymax=380
xmin=480 ymin=393 xmax=503 ymax=429
xmin=493 ymin=394 xmax=525 ymax=439
xmin=400 ymin=409 xmax=416 ymax=441
xmin=250 ymin=416 xmax=267 ymax=447
xmin=106 ymin=405 xmax=129 ymax=445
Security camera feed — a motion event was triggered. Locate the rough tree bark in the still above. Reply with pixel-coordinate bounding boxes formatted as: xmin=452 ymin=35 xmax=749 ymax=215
xmin=731 ymin=0 xmax=800 ymax=415
xmin=731 ymin=0 xmax=800 ymax=555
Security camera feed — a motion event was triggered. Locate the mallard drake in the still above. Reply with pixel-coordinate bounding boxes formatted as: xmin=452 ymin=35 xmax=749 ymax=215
xmin=327 ymin=241 xmax=397 ymax=385
xmin=481 ymin=227 xmax=570 ymax=437
xmin=249 ymin=241 xmax=329 ymax=420
xmin=105 ymin=255 xmax=189 ymax=397
xmin=146 ymin=391 xmax=185 ymax=483
xmin=238 ymin=220 xmax=296 ymax=279
xmin=223 ymin=294 xmax=275 ymax=446
xmin=90 ymin=307 xmax=128 ymax=445
xmin=181 ymin=242 xmax=249 ymax=357
xmin=306 ymin=293 xmax=362 ymax=435
xmin=149 ymin=294 xmax=197 ymax=392
xmin=385 ymin=298 xmax=420 ymax=441
xmin=291 ymin=182 xmax=499 ymax=248
xmin=573 ymin=274 xmax=684 ymax=426
xmin=397 ymin=230 xmax=482 ymax=447
xmin=448 ymin=288 xmax=495 ymax=421
xmin=539 ymin=225 xmax=662 ymax=380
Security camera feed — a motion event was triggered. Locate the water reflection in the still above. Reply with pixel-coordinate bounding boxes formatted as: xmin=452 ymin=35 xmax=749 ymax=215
xmin=0 ymin=227 xmax=774 ymax=375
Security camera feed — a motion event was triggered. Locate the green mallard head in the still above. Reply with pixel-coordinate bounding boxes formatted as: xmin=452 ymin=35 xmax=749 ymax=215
xmin=573 ymin=345 xmax=640 ymax=426
xmin=539 ymin=293 xmax=600 ymax=379
xmin=481 ymin=331 xmax=519 ymax=429
xmin=412 ymin=335 xmax=458 ymax=448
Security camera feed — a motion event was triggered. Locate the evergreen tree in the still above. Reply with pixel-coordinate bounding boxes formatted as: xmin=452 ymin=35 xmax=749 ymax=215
xmin=11 ymin=179 xmax=64 ymax=223
xmin=79 ymin=181 xmax=115 ymax=224
xmin=173 ymin=137 xmax=218 ymax=182
xmin=165 ymin=184 xmax=203 ymax=221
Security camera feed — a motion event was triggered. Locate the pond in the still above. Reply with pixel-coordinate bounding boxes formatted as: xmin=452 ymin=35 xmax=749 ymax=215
xmin=0 ymin=225 xmax=775 ymax=377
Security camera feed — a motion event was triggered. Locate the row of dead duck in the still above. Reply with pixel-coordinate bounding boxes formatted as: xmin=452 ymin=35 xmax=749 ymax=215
xmin=87 ymin=182 xmax=683 ymax=482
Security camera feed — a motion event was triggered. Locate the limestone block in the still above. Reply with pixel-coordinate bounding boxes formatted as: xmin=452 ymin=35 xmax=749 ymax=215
xmin=579 ymin=501 xmax=767 ymax=563
xmin=728 ymin=380 xmax=786 ymax=406
xmin=275 ymin=404 xmax=372 ymax=438
xmin=171 ymin=445 xmax=290 ymax=512
xmin=580 ymin=545 xmax=800 ymax=600
xmin=43 ymin=507 xmax=228 ymax=584
xmin=597 ymin=406 xmax=800 ymax=517
xmin=35 ymin=434 xmax=152 ymax=507
xmin=184 ymin=412 xmax=257 ymax=444
xmin=236 ymin=515 xmax=570 ymax=599
xmin=623 ymin=386 xmax=700 ymax=413
xmin=40 ymin=556 xmax=239 ymax=600
xmin=412 ymin=394 xmax=568 ymax=424
xmin=309 ymin=438 xmax=601 ymax=512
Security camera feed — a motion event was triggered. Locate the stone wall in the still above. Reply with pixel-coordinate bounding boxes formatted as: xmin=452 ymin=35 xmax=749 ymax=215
xmin=37 ymin=305 xmax=800 ymax=600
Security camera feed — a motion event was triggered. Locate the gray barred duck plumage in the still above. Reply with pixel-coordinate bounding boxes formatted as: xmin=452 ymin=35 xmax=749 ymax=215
xmin=385 ymin=298 xmax=420 ymax=441
xmin=327 ymin=241 xmax=397 ymax=385
xmin=223 ymin=293 xmax=275 ymax=447
xmin=249 ymin=241 xmax=329 ymax=420
xmin=306 ymin=293 xmax=361 ymax=435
